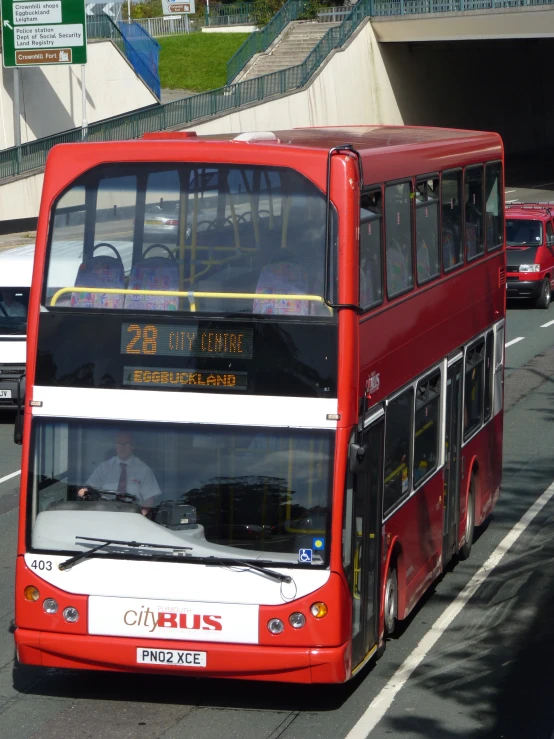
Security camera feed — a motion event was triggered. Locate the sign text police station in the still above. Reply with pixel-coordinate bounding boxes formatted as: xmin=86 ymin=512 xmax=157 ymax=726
xmin=2 ymin=0 xmax=87 ymax=67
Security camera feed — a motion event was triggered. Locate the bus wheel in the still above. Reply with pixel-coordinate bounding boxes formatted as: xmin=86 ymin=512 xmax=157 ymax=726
xmin=384 ymin=566 xmax=398 ymax=636
xmin=536 ymin=279 xmax=551 ymax=309
xmin=459 ymin=478 xmax=475 ymax=561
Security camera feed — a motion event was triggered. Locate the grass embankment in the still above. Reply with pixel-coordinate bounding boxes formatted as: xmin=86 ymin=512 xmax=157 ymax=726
xmin=158 ymin=33 xmax=250 ymax=92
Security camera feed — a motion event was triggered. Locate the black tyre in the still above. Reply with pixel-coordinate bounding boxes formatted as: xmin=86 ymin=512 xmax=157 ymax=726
xmin=459 ymin=479 xmax=475 ymax=561
xmin=384 ymin=566 xmax=398 ymax=636
xmin=535 ymin=278 xmax=551 ymax=309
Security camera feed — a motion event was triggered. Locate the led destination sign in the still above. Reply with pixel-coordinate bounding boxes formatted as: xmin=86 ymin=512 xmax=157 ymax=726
xmin=124 ymin=367 xmax=248 ymax=390
xmin=121 ymin=323 xmax=253 ymax=359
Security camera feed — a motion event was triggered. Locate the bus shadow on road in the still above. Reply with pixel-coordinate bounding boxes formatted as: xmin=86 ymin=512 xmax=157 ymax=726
xmin=373 ymin=454 xmax=554 ymax=739
xmin=372 ymin=525 xmax=554 ymax=739
xmin=11 ymin=649 xmax=369 ymax=713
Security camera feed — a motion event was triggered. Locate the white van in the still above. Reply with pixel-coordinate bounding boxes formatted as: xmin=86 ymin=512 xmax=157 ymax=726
xmin=0 ymin=244 xmax=33 ymax=410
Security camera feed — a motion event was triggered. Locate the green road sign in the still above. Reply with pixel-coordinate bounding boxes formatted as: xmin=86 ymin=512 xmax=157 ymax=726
xmin=2 ymin=0 xmax=87 ymax=68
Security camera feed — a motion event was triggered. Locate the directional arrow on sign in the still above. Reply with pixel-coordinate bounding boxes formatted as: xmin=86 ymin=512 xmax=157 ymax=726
xmin=3 ymin=20 xmax=12 ymax=29
xmin=103 ymin=2 xmax=115 ymax=16
xmin=85 ymin=4 xmax=95 ymax=15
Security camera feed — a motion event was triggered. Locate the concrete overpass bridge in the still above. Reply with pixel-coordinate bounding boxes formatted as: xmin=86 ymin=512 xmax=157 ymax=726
xmin=3 ymin=0 xmax=554 ymax=227
xmin=372 ymin=0 xmax=554 ymax=40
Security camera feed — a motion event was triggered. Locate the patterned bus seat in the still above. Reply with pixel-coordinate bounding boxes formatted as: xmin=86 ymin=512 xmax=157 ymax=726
xmin=71 ymin=255 xmax=125 ymax=309
xmin=124 ymin=256 xmax=179 ymax=311
xmin=253 ymin=261 xmax=310 ymax=315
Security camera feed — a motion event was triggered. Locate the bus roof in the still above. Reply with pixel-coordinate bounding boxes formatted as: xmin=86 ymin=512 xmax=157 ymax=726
xmin=0 ymin=244 xmax=34 ymax=287
xmin=43 ymin=125 xmax=503 ymax=200
xmin=144 ymin=125 xmax=501 ymax=153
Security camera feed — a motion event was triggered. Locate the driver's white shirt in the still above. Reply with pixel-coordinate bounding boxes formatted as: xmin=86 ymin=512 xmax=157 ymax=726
xmin=85 ymin=455 xmax=161 ymax=505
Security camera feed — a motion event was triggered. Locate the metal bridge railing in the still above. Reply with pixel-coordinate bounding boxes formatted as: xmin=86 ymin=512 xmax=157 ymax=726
xmin=132 ymin=5 xmax=264 ymax=37
xmin=371 ymin=0 xmax=553 ymax=12
xmin=226 ymin=0 xmax=310 ymax=84
xmin=117 ymin=19 xmax=161 ymax=99
xmin=85 ymin=16 xmax=161 ymax=99
xmin=316 ymin=6 xmax=352 ymax=22
xmin=134 ymin=15 xmax=194 ymax=37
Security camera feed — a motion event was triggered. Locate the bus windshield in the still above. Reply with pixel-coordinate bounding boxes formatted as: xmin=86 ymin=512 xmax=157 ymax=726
xmin=30 ymin=419 xmax=334 ymax=566
xmin=45 ymin=163 xmax=335 ymax=318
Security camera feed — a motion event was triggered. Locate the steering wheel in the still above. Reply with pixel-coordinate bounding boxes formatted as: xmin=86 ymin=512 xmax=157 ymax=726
xmin=81 ymin=487 xmax=138 ymax=505
xmin=142 ymin=243 xmax=177 ymax=260
xmin=92 ymin=243 xmax=124 ymax=266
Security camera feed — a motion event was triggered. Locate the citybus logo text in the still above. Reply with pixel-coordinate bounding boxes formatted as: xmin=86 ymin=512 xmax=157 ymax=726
xmin=123 ymin=607 xmax=223 ymax=633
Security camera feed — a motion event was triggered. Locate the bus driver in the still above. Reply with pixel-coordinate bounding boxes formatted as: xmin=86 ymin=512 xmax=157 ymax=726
xmin=78 ymin=432 xmax=161 ymax=516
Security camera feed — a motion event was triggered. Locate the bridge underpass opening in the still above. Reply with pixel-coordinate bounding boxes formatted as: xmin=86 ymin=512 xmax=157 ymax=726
xmin=379 ymin=38 xmax=554 ymax=185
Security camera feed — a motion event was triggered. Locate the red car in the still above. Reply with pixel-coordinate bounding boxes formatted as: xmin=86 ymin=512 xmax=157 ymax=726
xmin=506 ymin=203 xmax=554 ymax=308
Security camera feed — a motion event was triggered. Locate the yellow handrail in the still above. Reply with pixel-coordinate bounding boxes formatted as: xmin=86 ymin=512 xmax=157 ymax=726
xmin=51 ymin=286 xmax=333 ymax=314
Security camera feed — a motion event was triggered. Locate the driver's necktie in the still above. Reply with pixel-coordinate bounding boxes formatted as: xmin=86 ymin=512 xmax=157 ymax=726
xmin=117 ymin=462 xmax=127 ymax=494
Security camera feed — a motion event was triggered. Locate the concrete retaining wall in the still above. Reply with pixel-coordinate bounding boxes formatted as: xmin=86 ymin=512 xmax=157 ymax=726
xmin=185 ymin=21 xmax=402 ymax=133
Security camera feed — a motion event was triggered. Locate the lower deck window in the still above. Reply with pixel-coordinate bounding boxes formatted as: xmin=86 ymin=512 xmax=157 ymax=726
xmin=464 ymin=340 xmax=485 ymax=438
xmin=414 ymin=371 xmax=440 ymax=486
xmin=384 ymin=388 xmax=413 ymax=514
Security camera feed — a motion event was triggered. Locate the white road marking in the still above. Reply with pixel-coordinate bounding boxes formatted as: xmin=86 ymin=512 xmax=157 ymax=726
xmin=506 ymin=199 xmax=520 ymax=204
xmin=541 ymin=320 xmax=554 ymax=328
xmin=505 ymin=189 xmax=516 ymax=194
xmin=0 ymin=470 xmax=20 ymax=485
xmin=505 ymin=337 xmax=525 ymax=348
xmin=345 ymin=479 xmax=554 ymax=739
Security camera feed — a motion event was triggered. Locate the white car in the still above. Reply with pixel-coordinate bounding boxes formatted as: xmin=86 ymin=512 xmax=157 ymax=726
xmin=0 ymin=244 xmax=33 ymax=410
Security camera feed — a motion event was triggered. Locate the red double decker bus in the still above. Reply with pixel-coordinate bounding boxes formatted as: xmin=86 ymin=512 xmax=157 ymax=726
xmin=14 ymin=126 xmax=505 ymax=683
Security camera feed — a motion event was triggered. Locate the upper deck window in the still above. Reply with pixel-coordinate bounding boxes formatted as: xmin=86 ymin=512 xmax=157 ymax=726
xmin=45 ymin=164 xmax=335 ymax=318
xmin=485 ymin=162 xmax=503 ymax=252
xmin=360 ymin=189 xmax=383 ymax=310
xmin=415 ymin=177 xmax=440 ymax=285
xmin=441 ymin=170 xmax=463 ymax=271
xmin=465 ymin=166 xmax=485 ymax=260
xmin=385 ymin=182 xmax=413 ymax=299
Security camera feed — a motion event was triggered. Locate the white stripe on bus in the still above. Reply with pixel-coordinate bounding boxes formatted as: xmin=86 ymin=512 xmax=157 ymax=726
xmin=30 ymin=386 xmax=339 ymax=430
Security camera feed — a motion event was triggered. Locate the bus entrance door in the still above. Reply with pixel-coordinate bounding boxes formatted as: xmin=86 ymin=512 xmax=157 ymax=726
xmin=443 ymin=357 xmax=463 ymax=565
xmin=351 ymin=417 xmax=384 ymax=670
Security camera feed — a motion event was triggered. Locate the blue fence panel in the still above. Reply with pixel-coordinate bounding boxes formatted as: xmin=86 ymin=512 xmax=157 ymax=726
xmin=117 ymin=21 xmax=161 ymax=100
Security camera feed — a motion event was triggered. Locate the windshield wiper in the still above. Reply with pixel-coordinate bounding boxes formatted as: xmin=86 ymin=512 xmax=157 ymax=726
xmin=203 ymin=556 xmax=292 ymax=584
xmin=58 ymin=536 xmax=193 ymax=571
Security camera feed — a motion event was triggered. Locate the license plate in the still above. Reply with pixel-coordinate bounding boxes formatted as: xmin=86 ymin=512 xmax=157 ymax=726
xmin=0 ymin=390 xmax=11 ymax=398
xmin=136 ymin=647 xmax=206 ymax=667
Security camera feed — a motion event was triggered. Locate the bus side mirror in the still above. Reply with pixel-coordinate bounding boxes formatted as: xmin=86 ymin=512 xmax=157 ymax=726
xmin=349 ymin=443 xmax=369 ymax=474
xmin=14 ymin=374 xmax=25 ymax=445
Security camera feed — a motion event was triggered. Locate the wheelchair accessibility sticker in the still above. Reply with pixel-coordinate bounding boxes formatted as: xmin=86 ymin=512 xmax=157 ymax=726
xmin=298 ymin=549 xmax=313 ymax=563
